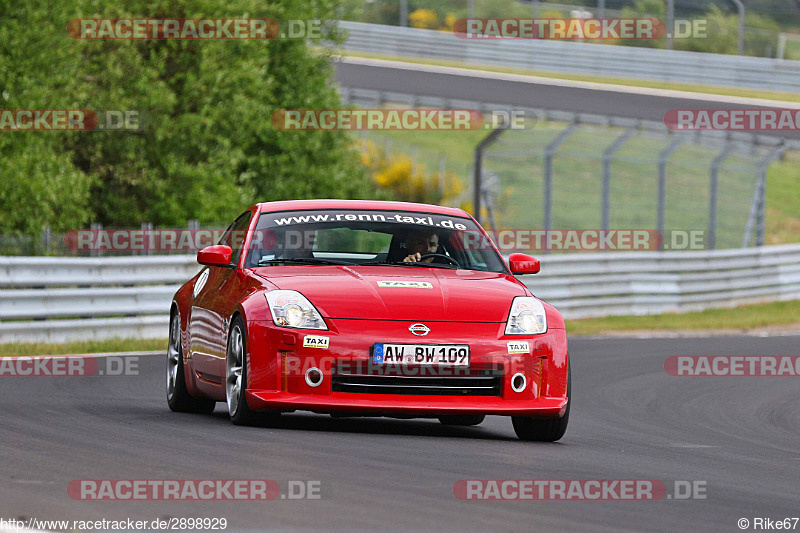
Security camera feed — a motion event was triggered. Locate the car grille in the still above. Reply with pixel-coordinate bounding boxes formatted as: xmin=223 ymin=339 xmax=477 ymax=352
xmin=331 ymin=368 xmax=503 ymax=396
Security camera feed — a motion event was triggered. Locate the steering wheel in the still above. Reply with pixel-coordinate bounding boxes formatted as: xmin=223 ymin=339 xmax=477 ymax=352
xmin=419 ymin=253 xmax=460 ymax=267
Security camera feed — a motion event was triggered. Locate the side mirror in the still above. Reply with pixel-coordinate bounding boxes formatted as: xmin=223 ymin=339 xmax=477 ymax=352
xmin=508 ymin=253 xmax=540 ymax=275
xmin=198 ymin=245 xmax=233 ymax=267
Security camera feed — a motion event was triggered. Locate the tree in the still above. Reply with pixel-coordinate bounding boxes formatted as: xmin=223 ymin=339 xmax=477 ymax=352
xmin=0 ymin=0 xmax=95 ymax=234
xmin=1 ymin=0 xmax=375 ymax=234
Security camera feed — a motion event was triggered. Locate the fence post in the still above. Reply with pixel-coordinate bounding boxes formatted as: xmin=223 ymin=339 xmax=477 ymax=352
xmin=708 ymin=144 xmax=735 ymax=250
xmin=601 ymin=127 xmax=637 ymax=231
xmin=742 ymin=144 xmax=785 ymax=247
xmin=728 ymin=0 xmax=745 ymax=55
xmin=400 ymin=0 xmax=408 ymax=27
xmin=142 ymin=222 xmax=153 ymax=256
xmin=657 ymin=136 xmax=686 ymax=246
xmin=777 ymin=33 xmax=787 ymax=60
xmin=756 ymin=144 xmax=785 ymax=246
xmin=543 ymin=123 xmax=578 ymax=233
xmin=90 ymin=223 xmax=102 ymax=257
xmin=473 ymin=121 xmax=510 ymax=223
xmin=597 ymin=0 xmax=605 ymax=43
xmin=666 ymin=0 xmax=674 ymax=50
xmin=41 ymin=226 xmax=51 ymax=255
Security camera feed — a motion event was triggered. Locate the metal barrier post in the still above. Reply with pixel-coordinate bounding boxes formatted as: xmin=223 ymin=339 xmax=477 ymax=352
xmin=708 ymin=144 xmax=735 ymax=250
xmin=90 ymin=223 xmax=102 ymax=257
xmin=602 ymin=127 xmax=637 ymax=230
xmin=729 ymin=0 xmax=745 ymax=55
xmin=666 ymin=0 xmax=674 ymax=50
xmin=743 ymin=144 xmax=785 ymax=247
xmin=400 ymin=0 xmax=408 ymax=27
xmin=756 ymin=145 xmax=785 ymax=246
xmin=657 ymin=136 xmax=686 ymax=244
xmin=543 ymin=123 xmax=578 ymax=232
xmin=473 ymin=121 xmax=510 ymax=223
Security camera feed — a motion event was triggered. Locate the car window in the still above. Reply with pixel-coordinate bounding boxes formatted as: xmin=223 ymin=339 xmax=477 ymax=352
xmin=218 ymin=210 xmax=252 ymax=267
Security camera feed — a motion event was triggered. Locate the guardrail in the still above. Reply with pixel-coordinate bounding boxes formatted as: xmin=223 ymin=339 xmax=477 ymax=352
xmin=340 ymin=21 xmax=800 ymax=93
xmin=522 ymin=243 xmax=800 ymax=318
xmin=0 ymin=256 xmax=200 ymax=344
xmin=2 ymin=244 xmax=799 ymax=343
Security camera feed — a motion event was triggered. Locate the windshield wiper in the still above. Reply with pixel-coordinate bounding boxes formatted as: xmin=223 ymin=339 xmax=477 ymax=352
xmin=257 ymin=257 xmax=356 ymax=266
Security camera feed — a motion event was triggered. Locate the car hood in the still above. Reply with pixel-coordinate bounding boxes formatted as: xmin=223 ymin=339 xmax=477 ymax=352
xmin=253 ymin=266 xmax=527 ymax=322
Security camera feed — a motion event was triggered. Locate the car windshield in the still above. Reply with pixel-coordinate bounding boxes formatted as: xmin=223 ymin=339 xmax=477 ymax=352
xmin=243 ymin=208 xmax=509 ymax=274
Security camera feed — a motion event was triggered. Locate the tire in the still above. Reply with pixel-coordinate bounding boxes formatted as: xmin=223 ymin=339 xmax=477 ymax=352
xmin=438 ymin=415 xmax=486 ymax=426
xmin=511 ymin=364 xmax=570 ymax=442
xmin=167 ymin=311 xmax=216 ymax=414
xmin=226 ymin=316 xmax=280 ymax=426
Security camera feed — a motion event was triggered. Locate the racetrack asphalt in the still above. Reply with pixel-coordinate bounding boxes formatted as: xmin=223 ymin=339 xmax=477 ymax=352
xmin=2 ymin=335 xmax=798 ymax=532
xmin=334 ymin=58 xmax=800 ymax=142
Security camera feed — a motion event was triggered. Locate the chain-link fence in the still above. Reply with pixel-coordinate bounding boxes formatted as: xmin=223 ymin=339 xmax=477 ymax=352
xmin=356 ymin=113 xmax=790 ymax=253
xmin=481 ymin=122 xmax=770 ymax=250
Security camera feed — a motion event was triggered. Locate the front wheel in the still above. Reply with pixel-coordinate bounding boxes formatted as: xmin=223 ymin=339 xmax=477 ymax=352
xmin=226 ymin=316 xmax=280 ymax=426
xmin=166 ymin=311 xmax=216 ymax=414
xmin=511 ymin=364 xmax=570 ymax=442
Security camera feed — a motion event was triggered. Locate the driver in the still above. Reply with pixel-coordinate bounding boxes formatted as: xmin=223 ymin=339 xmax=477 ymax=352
xmin=403 ymin=230 xmax=440 ymax=263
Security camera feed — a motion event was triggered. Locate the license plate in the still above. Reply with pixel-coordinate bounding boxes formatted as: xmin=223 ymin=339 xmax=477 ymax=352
xmin=373 ymin=344 xmax=470 ymax=366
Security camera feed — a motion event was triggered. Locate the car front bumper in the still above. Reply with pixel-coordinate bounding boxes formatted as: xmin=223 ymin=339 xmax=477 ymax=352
xmin=245 ymin=318 xmax=569 ymax=418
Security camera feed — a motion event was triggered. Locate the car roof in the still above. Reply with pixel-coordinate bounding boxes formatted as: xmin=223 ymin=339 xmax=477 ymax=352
xmin=254 ymin=199 xmax=471 ymax=218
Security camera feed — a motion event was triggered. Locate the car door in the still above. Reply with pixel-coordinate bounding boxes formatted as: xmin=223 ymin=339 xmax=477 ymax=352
xmin=190 ymin=210 xmax=253 ymax=385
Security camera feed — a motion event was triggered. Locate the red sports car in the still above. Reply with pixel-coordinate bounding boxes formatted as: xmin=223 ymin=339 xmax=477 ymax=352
xmin=167 ymin=200 xmax=570 ymax=441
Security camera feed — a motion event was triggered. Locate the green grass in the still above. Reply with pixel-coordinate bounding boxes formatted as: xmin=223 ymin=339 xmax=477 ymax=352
xmin=784 ymin=38 xmax=800 ymax=61
xmin=765 ymin=151 xmax=800 ymax=245
xmin=342 ymin=50 xmax=800 ymax=103
xmin=565 ymin=299 xmax=800 ymax=335
xmin=0 ymin=338 xmax=167 ymax=356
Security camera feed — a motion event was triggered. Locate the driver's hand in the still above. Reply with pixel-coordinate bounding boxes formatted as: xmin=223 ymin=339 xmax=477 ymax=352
xmin=403 ymin=252 xmax=422 ymax=263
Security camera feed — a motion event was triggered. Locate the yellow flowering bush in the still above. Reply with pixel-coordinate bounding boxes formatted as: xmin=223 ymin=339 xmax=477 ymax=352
xmin=409 ymin=8 xmax=439 ymax=30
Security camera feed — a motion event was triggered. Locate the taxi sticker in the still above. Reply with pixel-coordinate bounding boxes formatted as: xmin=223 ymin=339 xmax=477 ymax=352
xmin=303 ymin=335 xmax=330 ymax=349
xmin=507 ymin=341 xmax=530 ymax=354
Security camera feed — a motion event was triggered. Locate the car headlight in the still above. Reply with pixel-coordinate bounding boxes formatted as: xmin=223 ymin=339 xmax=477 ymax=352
xmin=266 ymin=290 xmax=328 ymax=330
xmin=505 ymin=297 xmax=547 ymax=335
